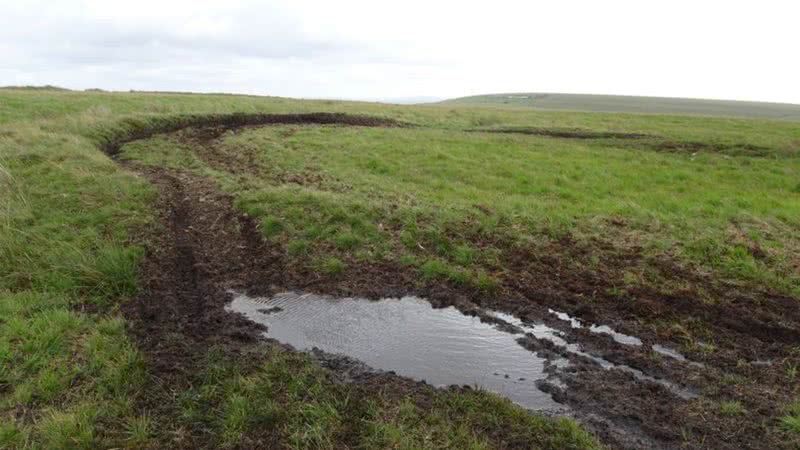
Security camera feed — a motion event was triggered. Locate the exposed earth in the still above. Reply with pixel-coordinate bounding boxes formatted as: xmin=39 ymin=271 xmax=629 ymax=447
xmin=114 ymin=114 xmax=799 ymax=449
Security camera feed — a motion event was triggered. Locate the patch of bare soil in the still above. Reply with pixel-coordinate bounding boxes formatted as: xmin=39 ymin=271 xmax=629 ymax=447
xmin=114 ymin=115 xmax=798 ymax=450
xmin=644 ymin=140 xmax=772 ymax=157
xmin=491 ymin=240 xmax=800 ymax=449
xmin=122 ymin=166 xmax=270 ymax=376
xmin=122 ymin=164 xmax=431 ymax=448
xmin=102 ymin=112 xmax=401 ymax=156
xmin=470 ymin=127 xmax=652 ymax=139
xmin=471 ymin=127 xmax=775 ymax=156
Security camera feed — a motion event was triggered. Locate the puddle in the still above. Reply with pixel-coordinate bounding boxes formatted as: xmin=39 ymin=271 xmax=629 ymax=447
xmin=652 ymin=344 xmax=687 ymax=361
xmin=489 ymin=311 xmax=697 ymax=400
xmin=549 ymin=309 xmax=642 ymax=346
xmin=227 ymin=292 xmax=562 ymax=411
xmin=229 ymin=292 xmax=697 ymax=407
xmin=549 ymin=309 xmax=583 ymax=329
xmin=487 ymin=310 xmax=569 ymax=347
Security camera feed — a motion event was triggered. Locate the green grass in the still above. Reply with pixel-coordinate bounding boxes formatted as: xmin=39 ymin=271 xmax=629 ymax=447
xmin=122 ymin=121 xmax=800 ymax=296
xmin=2 ymin=86 xmax=799 ymax=448
xmin=782 ymin=401 xmax=800 ymax=434
xmin=719 ymin=400 xmax=746 ymax=416
xmin=441 ymin=92 xmax=800 ymax=120
xmin=316 ymin=256 xmax=347 ymax=276
xmin=0 ymin=88 xmax=616 ymax=448
xmin=177 ymin=348 xmax=600 ymax=449
xmin=0 ymin=292 xmax=148 ymax=448
xmin=0 ymin=100 xmax=156 ymax=447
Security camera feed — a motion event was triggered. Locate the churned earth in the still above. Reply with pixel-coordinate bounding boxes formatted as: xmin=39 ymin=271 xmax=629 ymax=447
xmin=2 ymin=89 xmax=799 ymax=449
xmin=115 ymin=115 xmax=799 ymax=449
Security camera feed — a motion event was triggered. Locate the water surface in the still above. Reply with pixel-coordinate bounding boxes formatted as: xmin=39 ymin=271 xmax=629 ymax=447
xmin=228 ymin=292 xmax=562 ymax=410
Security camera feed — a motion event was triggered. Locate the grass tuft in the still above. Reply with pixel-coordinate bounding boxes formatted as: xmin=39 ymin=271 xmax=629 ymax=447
xmin=124 ymin=415 xmax=154 ymax=448
xmin=782 ymin=401 xmax=800 ymax=434
xmin=317 ymin=257 xmax=347 ymax=276
xmin=720 ymin=400 xmax=746 ymax=416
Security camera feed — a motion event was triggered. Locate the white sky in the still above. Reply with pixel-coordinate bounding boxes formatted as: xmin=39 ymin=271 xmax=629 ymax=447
xmin=1 ymin=0 xmax=799 ymax=103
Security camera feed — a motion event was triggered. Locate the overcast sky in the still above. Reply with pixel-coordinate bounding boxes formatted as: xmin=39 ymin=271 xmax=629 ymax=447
xmin=2 ymin=0 xmax=798 ymax=103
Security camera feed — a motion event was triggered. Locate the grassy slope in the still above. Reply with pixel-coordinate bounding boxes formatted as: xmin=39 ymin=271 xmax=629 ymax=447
xmin=0 ymin=88 xmax=600 ymax=449
xmin=441 ymin=93 xmax=800 ymax=120
xmin=124 ymin=114 xmax=800 ymax=298
xmin=272 ymin=126 xmax=799 ymax=294
xmin=2 ymin=87 xmax=799 ymax=447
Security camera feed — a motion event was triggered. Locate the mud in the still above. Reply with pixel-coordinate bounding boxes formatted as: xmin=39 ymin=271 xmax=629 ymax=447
xmin=110 ymin=114 xmax=799 ymax=450
xmin=101 ymin=112 xmax=402 ymax=157
xmin=652 ymin=344 xmax=688 ymax=362
xmin=647 ymin=139 xmax=772 ymax=156
xmin=470 ymin=127 xmax=652 ymax=139
xmin=227 ymin=291 xmax=563 ymax=411
xmin=470 ymin=127 xmax=776 ymax=156
xmin=548 ymin=309 xmax=643 ymax=346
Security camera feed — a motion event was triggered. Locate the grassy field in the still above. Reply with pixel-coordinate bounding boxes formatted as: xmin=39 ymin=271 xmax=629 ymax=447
xmin=1 ymin=87 xmax=799 ymax=448
xmin=122 ymin=107 xmax=800 ymax=298
xmin=442 ymin=92 xmax=800 ymax=120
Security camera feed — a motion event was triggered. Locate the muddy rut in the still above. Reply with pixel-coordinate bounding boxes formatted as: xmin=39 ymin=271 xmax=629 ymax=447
xmin=111 ymin=114 xmax=799 ymax=450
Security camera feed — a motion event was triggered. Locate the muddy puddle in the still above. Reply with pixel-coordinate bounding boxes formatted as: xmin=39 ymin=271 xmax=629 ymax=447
xmin=548 ymin=309 xmax=643 ymax=346
xmin=227 ymin=292 xmax=564 ymax=411
xmin=228 ymin=291 xmax=697 ymax=411
xmin=490 ymin=310 xmax=697 ymax=399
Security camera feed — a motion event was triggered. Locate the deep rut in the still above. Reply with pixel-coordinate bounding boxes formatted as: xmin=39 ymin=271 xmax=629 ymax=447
xmin=124 ymin=169 xmax=265 ymax=378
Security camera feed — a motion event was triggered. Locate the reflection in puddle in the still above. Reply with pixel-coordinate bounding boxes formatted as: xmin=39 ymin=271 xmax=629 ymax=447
xmin=487 ymin=311 xmax=569 ymax=346
xmin=229 ymin=292 xmax=697 ymax=408
xmin=652 ymin=344 xmax=686 ymax=361
xmin=549 ymin=309 xmax=583 ymax=329
xmin=227 ymin=292 xmax=562 ymax=411
xmin=489 ymin=311 xmax=697 ymax=399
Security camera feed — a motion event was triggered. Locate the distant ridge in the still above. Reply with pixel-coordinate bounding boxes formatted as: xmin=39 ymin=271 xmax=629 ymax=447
xmin=440 ymin=93 xmax=800 ymax=120
xmin=0 ymin=85 xmax=71 ymax=91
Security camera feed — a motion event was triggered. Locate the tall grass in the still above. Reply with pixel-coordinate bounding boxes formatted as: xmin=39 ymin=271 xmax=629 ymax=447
xmin=0 ymin=114 xmax=153 ymax=447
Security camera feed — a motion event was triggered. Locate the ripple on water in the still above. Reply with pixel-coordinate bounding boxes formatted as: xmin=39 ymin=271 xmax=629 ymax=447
xmin=227 ymin=292 xmax=563 ymax=411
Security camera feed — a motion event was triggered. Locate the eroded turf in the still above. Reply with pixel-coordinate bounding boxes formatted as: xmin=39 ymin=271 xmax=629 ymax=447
xmin=119 ymin=165 xmax=599 ymax=449
xmin=116 ymin=117 xmax=800 ymax=449
xmin=3 ymin=89 xmax=799 ymax=449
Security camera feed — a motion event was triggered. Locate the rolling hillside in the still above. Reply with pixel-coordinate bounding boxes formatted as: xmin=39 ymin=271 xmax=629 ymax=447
xmin=441 ymin=92 xmax=800 ymax=120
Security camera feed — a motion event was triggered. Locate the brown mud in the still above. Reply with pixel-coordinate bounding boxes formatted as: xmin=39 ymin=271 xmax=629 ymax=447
xmin=470 ymin=127 xmax=652 ymax=140
xmin=471 ymin=127 xmax=775 ymax=156
xmin=101 ymin=112 xmax=402 ymax=157
xmin=113 ymin=114 xmax=798 ymax=449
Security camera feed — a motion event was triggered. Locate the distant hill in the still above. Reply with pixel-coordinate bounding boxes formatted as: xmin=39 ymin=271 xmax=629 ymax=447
xmin=0 ymin=85 xmax=71 ymax=91
xmin=440 ymin=93 xmax=800 ymax=120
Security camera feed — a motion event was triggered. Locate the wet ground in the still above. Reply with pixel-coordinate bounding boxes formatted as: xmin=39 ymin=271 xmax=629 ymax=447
xmin=112 ymin=114 xmax=800 ymax=450
xmin=227 ymin=290 xmax=701 ymax=414
xmin=228 ymin=291 xmax=562 ymax=411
